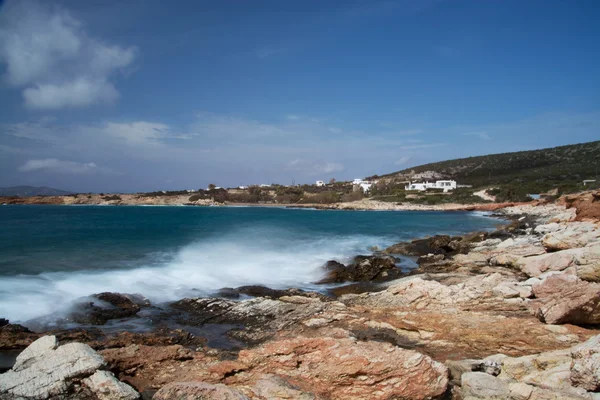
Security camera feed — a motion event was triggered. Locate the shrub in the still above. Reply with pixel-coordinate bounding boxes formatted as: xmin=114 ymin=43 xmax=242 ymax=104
xmin=102 ymin=195 xmax=122 ymax=201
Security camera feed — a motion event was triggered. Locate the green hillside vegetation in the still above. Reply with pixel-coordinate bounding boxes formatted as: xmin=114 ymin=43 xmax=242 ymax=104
xmin=375 ymin=141 xmax=600 ymax=202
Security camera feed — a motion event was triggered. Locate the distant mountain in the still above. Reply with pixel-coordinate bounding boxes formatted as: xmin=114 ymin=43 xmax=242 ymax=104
xmin=381 ymin=141 xmax=600 ymax=187
xmin=0 ymin=186 xmax=73 ymax=197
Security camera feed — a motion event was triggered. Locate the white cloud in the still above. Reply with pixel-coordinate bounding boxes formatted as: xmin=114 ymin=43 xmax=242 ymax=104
xmin=328 ymin=127 xmax=342 ymax=134
xmin=394 ymin=156 xmax=412 ymax=165
xmin=102 ymin=121 xmax=172 ymax=145
xmin=0 ymin=0 xmax=136 ymax=109
xmin=23 ymin=78 xmax=119 ymax=109
xmin=286 ymin=159 xmax=344 ymax=176
xmin=462 ymin=131 xmax=491 ymax=140
xmin=286 ymin=115 xmax=300 ymax=121
xmin=18 ymin=158 xmax=99 ymax=174
xmin=256 ymin=46 xmax=282 ymax=59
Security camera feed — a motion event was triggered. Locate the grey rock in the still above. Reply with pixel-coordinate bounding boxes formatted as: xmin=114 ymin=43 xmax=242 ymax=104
xmin=83 ymin=370 xmax=139 ymax=400
xmin=461 ymin=372 xmax=510 ymax=399
xmin=0 ymin=336 xmax=105 ymax=399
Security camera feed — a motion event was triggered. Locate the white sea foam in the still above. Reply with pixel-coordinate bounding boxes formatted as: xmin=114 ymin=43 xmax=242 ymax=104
xmin=0 ymin=226 xmax=384 ymax=323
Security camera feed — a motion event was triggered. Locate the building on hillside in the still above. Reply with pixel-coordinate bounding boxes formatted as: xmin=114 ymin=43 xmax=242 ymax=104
xmin=352 ymin=178 xmax=363 ymax=185
xmin=316 ymin=180 xmax=325 ymax=187
xmin=238 ymin=186 xmax=248 ymax=190
xmin=359 ymin=182 xmax=373 ymax=193
xmin=405 ymin=180 xmax=457 ymax=193
xmin=583 ymin=180 xmax=596 ymax=186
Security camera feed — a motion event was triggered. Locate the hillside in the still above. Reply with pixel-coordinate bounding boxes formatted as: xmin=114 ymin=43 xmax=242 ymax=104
xmin=384 ymin=141 xmax=600 ymax=188
xmin=0 ymin=186 xmax=73 ymax=197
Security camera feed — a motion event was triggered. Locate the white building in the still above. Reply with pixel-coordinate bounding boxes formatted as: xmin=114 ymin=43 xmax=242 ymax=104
xmin=316 ymin=180 xmax=325 ymax=187
xmin=238 ymin=186 xmax=248 ymax=190
xmin=405 ymin=180 xmax=457 ymax=193
xmin=352 ymin=178 xmax=363 ymax=185
xmin=359 ymin=182 xmax=373 ymax=193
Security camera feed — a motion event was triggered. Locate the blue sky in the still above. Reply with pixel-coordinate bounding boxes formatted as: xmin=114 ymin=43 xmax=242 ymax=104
xmin=0 ymin=0 xmax=599 ymax=192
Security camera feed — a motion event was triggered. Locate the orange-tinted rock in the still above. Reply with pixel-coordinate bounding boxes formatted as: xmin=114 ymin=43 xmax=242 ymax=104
xmin=219 ymin=336 xmax=448 ymax=400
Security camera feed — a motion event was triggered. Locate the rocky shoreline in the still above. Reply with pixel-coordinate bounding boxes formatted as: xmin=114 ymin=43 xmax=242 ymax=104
xmin=1 ymin=190 xmax=599 ymax=399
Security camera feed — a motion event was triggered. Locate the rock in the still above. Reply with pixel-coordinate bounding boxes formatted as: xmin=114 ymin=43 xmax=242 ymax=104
xmin=83 ymin=370 xmax=139 ymax=400
xmin=69 ymin=292 xmax=146 ymax=325
xmin=250 ymin=374 xmax=317 ymax=399
xmin=0 ymin=335 xmax=105 ymax=399
xmin=0 ymin=323 xmax=39 ymax=350
xmin=13 ymin=335 xmax=58 ymax=371
xmin=461 ymin=372 xmax=510 ymax=399
xmin=385 ymin=235 xmax=453 ymax=256
xmin=519 ymin=245 xmax=600 ymax=281
xmin=528 ymin=273 xmax=600 ymax=325
xmin=219 ymin=336 xmax=448 ymax=400
xmin=542 ymin=222 xmax=600 ymax=251
xmin=153 ymin=382 xmax=249 ymax=400
xmin=316 ymin=256 xmax=403 ymax=283
xmin=0 ymin=320 xmax=7 ymax=328
xmin=570 ymin=335 xmax=600 ymax=391
xmin=446 ymin=359 xmax=501 ymax=384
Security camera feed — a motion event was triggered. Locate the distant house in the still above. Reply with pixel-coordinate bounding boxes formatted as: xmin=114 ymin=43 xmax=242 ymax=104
xmin=405 ymin=180 xmax=457 ymax=193
xmin=238 ymin=186 xmax=248 ymax=190
xmin=316 ymin=180 xmax=325 ymax=187
xmin=352 ymin=178 xmax=363 ymax=185
xmin=359 ymin=182 xmax=373 ymax=193
xmin=259 ymin=184 xmax=270 ymax=188
xmin=583 ymin=180 xmax=597 ymax=186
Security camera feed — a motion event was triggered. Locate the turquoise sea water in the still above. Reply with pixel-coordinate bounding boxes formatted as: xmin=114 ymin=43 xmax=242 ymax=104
xmin=0 ymin=205 xmax=501 ymax=322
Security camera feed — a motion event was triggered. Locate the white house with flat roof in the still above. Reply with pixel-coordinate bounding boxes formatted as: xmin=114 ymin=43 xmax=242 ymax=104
xmin=316 ymin=180 xmax=325 ymax=187
xmin=405 ymin=180 xmax=457 ymax=193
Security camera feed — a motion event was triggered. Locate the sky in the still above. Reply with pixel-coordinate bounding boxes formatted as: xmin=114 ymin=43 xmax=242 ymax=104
xmin=0 ymin=0 xmax=599 ymax=193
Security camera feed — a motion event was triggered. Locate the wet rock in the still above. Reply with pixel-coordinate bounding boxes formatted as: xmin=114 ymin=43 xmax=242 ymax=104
xmin=528 ymin=273 xmax=600 ymax=325
xmin=0 ymin=323 xmax=39 ymax=350
xmin=83 ymin=370 xmax=139 ymax=400
xmin=316 ymin=256 xmax=403 ymax=283
xmin=327 ymin=282 xmax=385 ymax=297
xmin=153 ymin=382 xmax=248 ymax=400
xmin=229 ymin=285 xmax=331 ymax=301
xmin=69 ymin=292 xmax=147 ymax=325
xmin=385 ymin=235 xmax=452 ymax=256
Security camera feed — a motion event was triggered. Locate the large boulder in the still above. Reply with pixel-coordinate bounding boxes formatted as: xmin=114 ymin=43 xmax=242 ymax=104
xmin=215 ymin=336 xmax=448 ymax=400
xmin=0 ymin=335 xmax=139 ymax=400
xmin=528 ymin=273 xmax=600 ymax=325
xmin=69 ymin=292 xmax=149 ymax=325
xmin=385 ymin=235 xmax=470 ymax=256
xmin=153 ymin=382 xmax=248 ymax=400
xmin=316 ymin=256 xmax=402 ymax=283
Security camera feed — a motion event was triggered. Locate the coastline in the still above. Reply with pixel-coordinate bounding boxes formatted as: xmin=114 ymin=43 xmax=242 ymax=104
xmin=1 ymin=193 xmax=529 ymax=212
xmin=1 ymin=190 xmax=599 ymax=399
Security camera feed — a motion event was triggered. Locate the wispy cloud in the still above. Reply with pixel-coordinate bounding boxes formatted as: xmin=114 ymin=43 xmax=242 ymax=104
xmin=0 ymin=0 xmax=136 ymax=109
xmin=287 ymin=159 xmax=344 ymax=176
xmin=256 ymin=46 xmax=283 ymax=59
xmin=462 ymin=131 xmax=491 ymax=140
xmin=18 ymin=158 xmax=100 ymax=174
xmin=394 ymin=156 xmax=412 ymax=166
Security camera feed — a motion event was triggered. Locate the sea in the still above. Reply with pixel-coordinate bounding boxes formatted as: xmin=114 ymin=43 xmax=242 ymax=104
xmin=0 ymin=205 xmax=502 ymax=324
